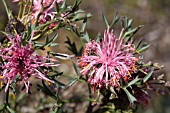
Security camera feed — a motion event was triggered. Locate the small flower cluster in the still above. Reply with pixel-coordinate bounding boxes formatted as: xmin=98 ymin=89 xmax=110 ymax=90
xmin=78 ymin=28 xmax=138 ymax=89
xmin=0 ymin=34 xmax=59 ymax=92
xmin=13 ymin=0 xmax=64 ymax=26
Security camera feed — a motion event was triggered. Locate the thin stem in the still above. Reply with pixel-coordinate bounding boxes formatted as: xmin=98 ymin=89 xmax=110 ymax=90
xmin=2 ymin=0 xmax=13 ymax=20
xmin=17 ymin=3 xmax=22 ymax=19
xmin=25 ymin=1 xmax=32 ymax=25
xmin=86 ymin=77 xmax=93 ymax=113
xmin=21 ymin=2 xmax=27 ymax=18
xmin=6 ymin=88 xmax=9 ymax=106
xmin=44 ymin=24 xmax=60 ymax=36
xmin=35 ymin=19 xmax=59 ymax=30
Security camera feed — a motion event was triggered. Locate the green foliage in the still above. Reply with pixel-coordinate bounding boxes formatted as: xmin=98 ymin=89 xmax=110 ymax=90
xmin=0 ymin=0 xmax=168 ymax=113
xmin=102 ymin=13 xmax=109 ymax=28
xmin=65 ymin=37 xmax=83 ymax=56
xmin=123 ymin=88 xmax=137 ymax=105
xmin=143 ymin=70 xmax=154 ymax=83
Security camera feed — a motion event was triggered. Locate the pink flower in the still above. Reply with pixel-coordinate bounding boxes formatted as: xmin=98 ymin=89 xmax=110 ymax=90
xmin=0 ymin=34 xmax=59 ymax=92
xmin=57 ymin=0 xmax=64 ymax=3
xmin=43 ymin=0 xmax=61 ymax=7
xmin=32 ymin=0 xmax=42 ymax=12
xmin=78 ymin=28 xmax=138 ymax=89
xmin=13 ymin=0 xmax=63 ymax=27
xmin=31 ymin=0 xmax=57 ymax=25
xmin=31 ymin=0 xmax=42 ymax=23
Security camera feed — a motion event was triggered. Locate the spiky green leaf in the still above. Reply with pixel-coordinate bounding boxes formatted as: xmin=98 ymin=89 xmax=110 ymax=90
xmin=143 ymin=70 xmax=154 ymax=83
xmin=137 ymin=44 xmax=150 ymax=53
xmin=123 ymin=88 xmax=137 ymax=104
xmin=110 ymin=13 xmax=120 ymax=29
xmin=82 ymin=32 xmax=90 ymax=42
xmin=80 ymin=17 xmax=87 ymax=33
xmin=6 ymin=106 xmax=15 ymax=113
xmin=126 ymin=77 xmax=140 ymax=87
xmin=102 ymin=13 xmax=109 ymax=28
xmin=67 ymin=78 xmax=78 ymax=87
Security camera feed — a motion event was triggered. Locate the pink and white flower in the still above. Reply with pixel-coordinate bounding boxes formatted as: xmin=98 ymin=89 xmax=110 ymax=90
xmin=78 ymin=28 xmax=138 ymax=89
xmin=0 ymin=34 xmax=59 ymax=92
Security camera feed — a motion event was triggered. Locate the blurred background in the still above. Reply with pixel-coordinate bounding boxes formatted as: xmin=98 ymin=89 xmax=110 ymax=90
xmin=0 ymin=0 xmax=170 ymax=113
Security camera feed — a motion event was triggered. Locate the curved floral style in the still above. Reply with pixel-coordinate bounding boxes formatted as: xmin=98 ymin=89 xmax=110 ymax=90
xmin=0 ymin=34 xmax=59 ymax=92
xmin=78 ymin=27 xmax=139 ymax=89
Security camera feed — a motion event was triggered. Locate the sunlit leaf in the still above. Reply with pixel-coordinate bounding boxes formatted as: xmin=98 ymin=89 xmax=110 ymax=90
xmin=126 ymin=77 xmax=140 ymax=87
xmin=67 ymin=78 xmax=78 ymax=87
xmin=127 ymin=19 xmax=133 ymax=28
xmin=143 ymin=70 xmax=154 ymax=83
xmin=137 ymin=44 xmax=150 ymax=53
xmin=123 ymin=26 xmax=142 ymax=42
xmin=61 ymin=0 xmax=67 ymax=9
xmin=7 ymin=106 xmax=15 ymax=113
xmin=2 ymin=0 xmax=13 ymax=20
xmin=45 ymin=34 xmax=58 ymax=47
xmin=136 ymin=38 xmax=143 ymax=50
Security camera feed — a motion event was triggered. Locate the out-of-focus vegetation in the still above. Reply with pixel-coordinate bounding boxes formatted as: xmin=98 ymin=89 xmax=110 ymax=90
xmin=0 ymin=0 xmax=170 ymax=113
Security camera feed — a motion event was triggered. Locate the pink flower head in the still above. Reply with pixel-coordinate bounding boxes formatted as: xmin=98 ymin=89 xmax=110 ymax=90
xmin=31 ymin=0 xmax=57 ymax=26
xmin=0 ymin=34 xmax=59 ymax=92
xmin=78 ymin=27 xmax=138 ymax=89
